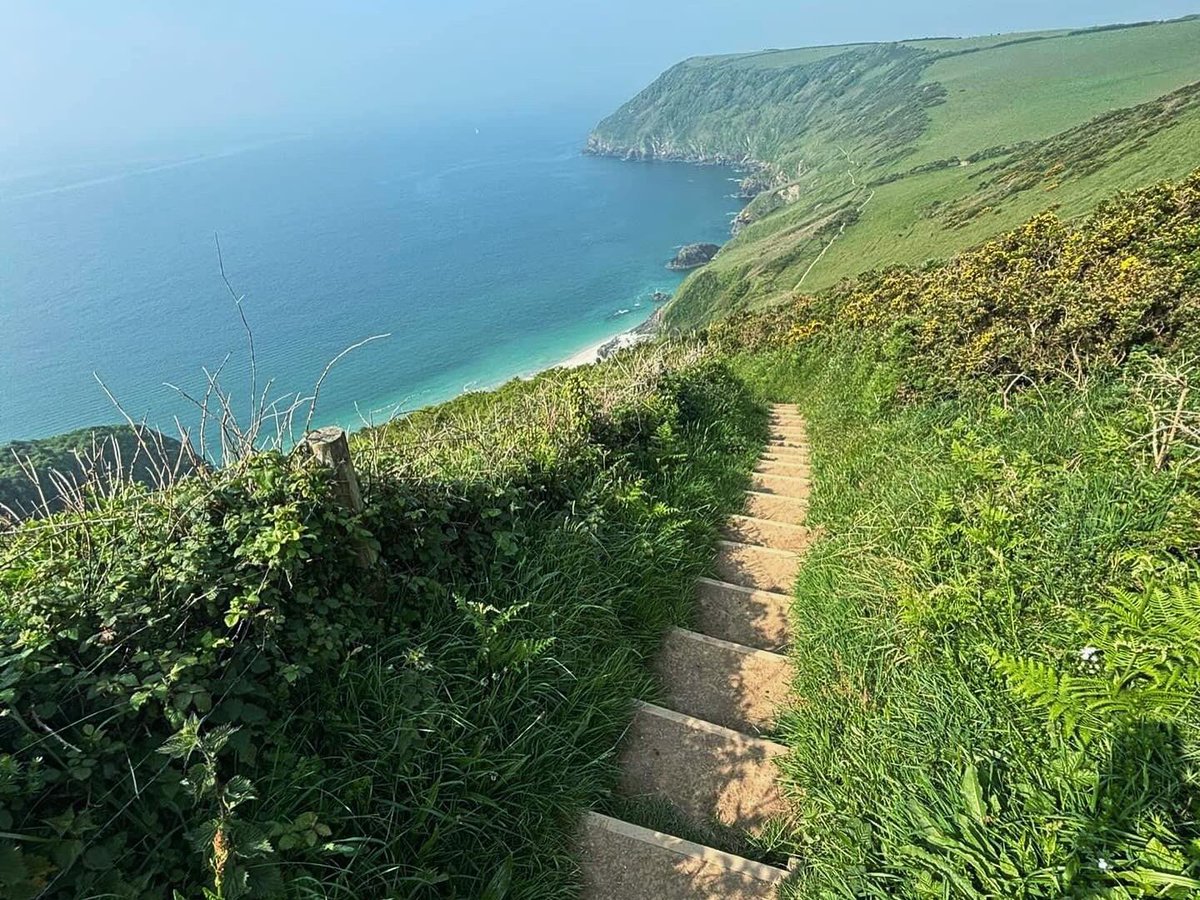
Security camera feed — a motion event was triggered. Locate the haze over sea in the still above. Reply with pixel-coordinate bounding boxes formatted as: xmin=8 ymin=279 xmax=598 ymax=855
xmin=0 ymin=114 xmax=735 ymax=445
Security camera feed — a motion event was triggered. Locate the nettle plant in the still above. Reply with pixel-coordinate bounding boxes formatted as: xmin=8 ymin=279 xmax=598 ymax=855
xmin=158 ymin=717 xmax=336 ymax=900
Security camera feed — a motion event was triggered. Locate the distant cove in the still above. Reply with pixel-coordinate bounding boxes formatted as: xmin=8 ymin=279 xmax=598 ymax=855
xmin=0 ymin=115 xmax=737 ymax=444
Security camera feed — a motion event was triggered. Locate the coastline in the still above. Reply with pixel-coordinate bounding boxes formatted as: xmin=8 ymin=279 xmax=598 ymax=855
xmin=560 ymin=306 xmax=666 ymax=368
xmin=583 ymin=136 xmax=779 ymax=234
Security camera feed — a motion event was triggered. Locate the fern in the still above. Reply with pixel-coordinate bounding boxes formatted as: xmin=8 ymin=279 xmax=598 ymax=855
xmin=992 ymin=579 xmax=1200 ymax=739
xmin=987 ymin=572 xmax=1200 ymax=894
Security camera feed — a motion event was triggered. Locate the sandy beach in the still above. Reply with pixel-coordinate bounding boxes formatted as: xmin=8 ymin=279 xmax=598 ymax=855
xmin=561 ymin=337 xmax=611 ymax=368
xmin=560 ymin=326 xmax=658 ymax=368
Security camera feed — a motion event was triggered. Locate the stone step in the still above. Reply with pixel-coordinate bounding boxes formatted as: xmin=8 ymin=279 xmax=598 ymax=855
xmin=579 ymin=813 xmax=787 ymax=900
xmin=768 ymin=433 xmax=807 ymax=446
xmin=767 ymin=435 xmax=806 ymax=451
xmin=755 ymin=459 xmax=810 ymax=477
xmin=760 ymin=442 xmax=807 ymax=456
xmin=724 ymin=515 xmax=815 ymax=553
xmin=751 ymin=473 xmax=811 ymax=501
xmin=655 ymin=628 xmax=791 ymax=733
xmin=618 ymin=703 xmax=789 ymax=833
xmin=744 ymin=491 xmax=807 ymax=525
xmin=714 ymin=540 xmax=800 ymax=594
xmin=760 ymin=448 xmax=810 ymax=465
xmin=695 ymin=578 xmax=792 ymax=652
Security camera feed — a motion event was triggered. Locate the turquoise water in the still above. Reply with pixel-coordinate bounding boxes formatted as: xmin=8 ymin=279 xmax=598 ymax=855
xmin=0 ymin=116 xmax=738 ymax=444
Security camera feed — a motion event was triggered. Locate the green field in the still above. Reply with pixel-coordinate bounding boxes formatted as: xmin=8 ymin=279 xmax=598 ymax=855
xmin=908 ymin=18 xmax=1200 ymax=166
xmin=588 ymin=15 xmax=1200 ymax=329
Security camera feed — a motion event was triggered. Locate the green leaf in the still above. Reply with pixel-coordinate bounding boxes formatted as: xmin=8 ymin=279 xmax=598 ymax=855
xmin=481 ymin=855 xmax=513 ymax=900
xmin=223 ymin=775 xmax=256 ymax=810
xmin=960 ymin=763 xmax=986 ymax=825
xmin=83 ymin=844 xmax=114 ymax=871
xmin=0 ymin=844 xmax=29 ymax=887
xmin=159 ymin=716 xmax=202 ymax=759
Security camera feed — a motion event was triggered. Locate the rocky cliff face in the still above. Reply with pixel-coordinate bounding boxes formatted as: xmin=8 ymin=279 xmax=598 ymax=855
xmin=584 ymin=135 xmax=779 ymax=237
xmin=583 ymin=133 xmax=752 ymax=167
xmin=584 ymin=134 xmax=780 ymax=181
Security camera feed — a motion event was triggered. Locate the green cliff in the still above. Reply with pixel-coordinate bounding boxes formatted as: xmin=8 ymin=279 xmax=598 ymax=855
xmin=0 ymin=425 xmax=195 ymax=520
xmin=590 ymin=15 xmax=1200 ymax=328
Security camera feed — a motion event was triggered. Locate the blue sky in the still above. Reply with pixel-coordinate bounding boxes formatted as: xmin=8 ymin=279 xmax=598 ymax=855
xmin=2 ymin=1 xmax=1197 ymax=157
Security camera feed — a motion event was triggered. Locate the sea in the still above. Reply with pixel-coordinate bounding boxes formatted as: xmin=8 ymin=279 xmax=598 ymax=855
xmin=0 ymin=114 xmax=738 ymax=446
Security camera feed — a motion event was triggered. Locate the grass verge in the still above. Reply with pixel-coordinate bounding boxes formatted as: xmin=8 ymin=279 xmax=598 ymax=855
xmin=730 ymin=342 xmax=1200 ymax=896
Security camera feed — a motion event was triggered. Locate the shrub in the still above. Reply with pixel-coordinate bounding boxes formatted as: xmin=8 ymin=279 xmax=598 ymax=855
xmin=0 ymin=345 xmax=762 ymax=898
xmin=712 ymin=169 xmax=1200 ymax=396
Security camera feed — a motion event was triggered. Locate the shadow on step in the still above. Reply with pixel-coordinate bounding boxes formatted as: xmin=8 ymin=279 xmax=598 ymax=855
xmin=696 ymin=578 xmax=792 ymax=652
xmin=655 ymin=629 xmax=790 ymax=735
xmin=714 ymin=541 xmax=800 ymax=595
xmin=603 ymin=795 xmax=792 ymax=870
xmin=618 ymin=704 xmax=790 ymax=834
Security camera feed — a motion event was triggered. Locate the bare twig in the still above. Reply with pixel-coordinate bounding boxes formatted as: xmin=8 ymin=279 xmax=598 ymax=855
xmin=302 ymin=334 xmax=391 ymax=435
xmin=215 ymin=233 xmax=259 ymax=445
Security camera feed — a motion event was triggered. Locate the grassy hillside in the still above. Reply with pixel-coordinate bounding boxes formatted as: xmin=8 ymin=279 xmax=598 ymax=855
xmin=0 ymin=345 xmax=764 ymax=898
xmin=588 ymin=16 xmax=1200 ymax=329
xmin=711 ymin=171 xmax=1200 ymax=895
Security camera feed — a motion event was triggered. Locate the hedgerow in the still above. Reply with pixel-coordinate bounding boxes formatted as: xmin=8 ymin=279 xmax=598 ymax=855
xmin=0 ymin=347 xmax=762 ymax=898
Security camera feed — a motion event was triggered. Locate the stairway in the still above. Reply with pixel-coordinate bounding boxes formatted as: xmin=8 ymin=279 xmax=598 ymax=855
xmin=581 ymin=405 xmax=811 ymax=899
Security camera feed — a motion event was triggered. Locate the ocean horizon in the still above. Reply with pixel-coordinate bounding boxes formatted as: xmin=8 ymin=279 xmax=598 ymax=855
xmin=0 ymin=114 xmax=737 ymax=446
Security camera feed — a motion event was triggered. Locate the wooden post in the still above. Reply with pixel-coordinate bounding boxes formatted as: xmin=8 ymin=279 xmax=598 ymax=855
xmin=305 ymin=427 xmax=363 ymax=514
xmin=305 ymin=426 xmax=377 ymax=568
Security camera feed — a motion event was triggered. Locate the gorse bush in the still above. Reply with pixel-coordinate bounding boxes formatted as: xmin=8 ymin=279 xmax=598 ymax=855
xmin=0 ymin=345 xmax=763 ymax=898
xmin=713 ymin=169 xmax=1200 ymax=396
xmin=715 ymin=169 xmax=1200 ymax=897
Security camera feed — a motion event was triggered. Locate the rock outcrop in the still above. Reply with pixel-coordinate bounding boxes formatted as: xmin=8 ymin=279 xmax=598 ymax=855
xmin=667 ymin=243 xmax=720 ymax=271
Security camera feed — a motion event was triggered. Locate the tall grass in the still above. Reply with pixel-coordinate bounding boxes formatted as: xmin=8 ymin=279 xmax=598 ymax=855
xmin=730 ymin=342 xmax=1200 ymax=896
xmin=0 ymin=344 xmax=764 ymax=898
